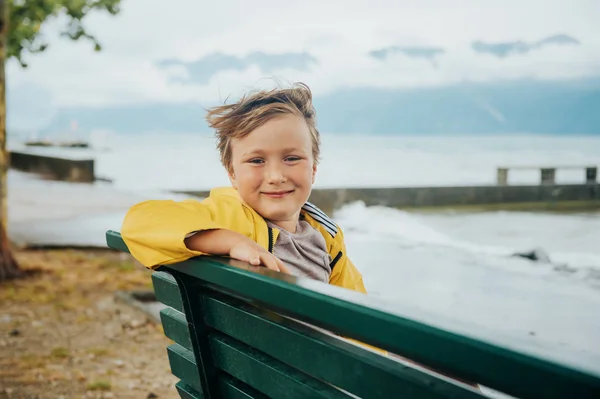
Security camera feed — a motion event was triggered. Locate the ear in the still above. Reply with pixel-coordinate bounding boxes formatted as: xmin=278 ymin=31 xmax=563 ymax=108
xmin=227 ymin=168 xmax=238 ymax=190
xmin=311 ymin=162 xmax=317 ymax=184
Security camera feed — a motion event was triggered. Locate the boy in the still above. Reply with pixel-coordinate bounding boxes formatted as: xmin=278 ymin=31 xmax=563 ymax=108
xmin=121 ymin=84 xmax=483 ymax=387
xmin=121 ymin=82 xmax=367 ymax=295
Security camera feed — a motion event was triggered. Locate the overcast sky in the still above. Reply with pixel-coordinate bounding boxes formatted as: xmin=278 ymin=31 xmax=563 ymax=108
xmin=8 ymin=0 xmax=600 ymax=115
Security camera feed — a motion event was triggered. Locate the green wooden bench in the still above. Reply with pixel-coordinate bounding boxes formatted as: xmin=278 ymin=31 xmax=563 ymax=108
xmin=106 ymin=231 xmax=600 ymax=398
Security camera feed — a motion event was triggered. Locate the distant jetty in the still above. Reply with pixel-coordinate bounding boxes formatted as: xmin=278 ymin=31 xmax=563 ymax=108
xmin=24 ymin=140 xmax=90 ymax=149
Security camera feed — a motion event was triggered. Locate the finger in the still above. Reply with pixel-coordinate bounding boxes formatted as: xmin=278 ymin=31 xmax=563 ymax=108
xmin=265 ymin=254 xmax=290 ymax=274
xmin=260 ymin=254 xmax=281 ymax=271
xmin=274 ymin=257 xmax=290 ymax=274
xmin=248 ymin=256 xmax=261 ymax=266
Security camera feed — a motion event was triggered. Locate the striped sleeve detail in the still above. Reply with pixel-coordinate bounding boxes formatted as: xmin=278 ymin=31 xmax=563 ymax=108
xmin=302 ymin=202 xmax=338 ymax=237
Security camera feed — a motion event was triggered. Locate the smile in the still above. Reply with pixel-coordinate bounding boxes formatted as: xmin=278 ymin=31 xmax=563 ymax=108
xmin=262 ymin=190 xmax=294 ymax=199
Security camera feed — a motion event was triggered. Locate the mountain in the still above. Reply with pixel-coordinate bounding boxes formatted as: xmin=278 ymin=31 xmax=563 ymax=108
xmin=37 ymin=78 xmax=600 ymax=135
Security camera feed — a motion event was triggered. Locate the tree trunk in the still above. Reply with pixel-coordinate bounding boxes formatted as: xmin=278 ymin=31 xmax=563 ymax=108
xmin=0 ymin=0 xmax=21 ymax=281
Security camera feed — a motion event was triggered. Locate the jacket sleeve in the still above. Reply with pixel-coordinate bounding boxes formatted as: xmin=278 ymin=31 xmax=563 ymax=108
xmin=120 ymin=196 xmax=255 ymax=269
xmin=328 ymin=227 xmax=367 ymax=294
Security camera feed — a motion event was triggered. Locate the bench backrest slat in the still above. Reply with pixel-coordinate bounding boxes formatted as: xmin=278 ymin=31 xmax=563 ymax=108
xmin=167 ymin=343 xmax=203 ymax=393
xmin=210 ymin=333 xmax=350 ymax=398
xmin=153 ymin=271 xmax=184 ymax=312
xmin=170 ymin=348 xmax=270 ymax=399
xmin=216 ymin=375 xmax=270 ymax=399
xmin=160 ymin=307 xmax=192 ymax=350
xmin=175 ymin=382 xmax=204 ymax=399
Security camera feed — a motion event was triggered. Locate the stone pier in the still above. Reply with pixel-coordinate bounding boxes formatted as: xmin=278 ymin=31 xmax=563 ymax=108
xmin=9 ymin=151 xmax=95 ymax=183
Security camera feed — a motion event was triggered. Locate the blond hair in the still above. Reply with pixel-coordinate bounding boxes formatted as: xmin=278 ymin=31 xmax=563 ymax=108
xmin=206 ymin=82 xmax=320 ymax=171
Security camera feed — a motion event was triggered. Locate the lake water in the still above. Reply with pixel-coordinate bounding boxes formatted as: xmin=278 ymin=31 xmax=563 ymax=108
xmin=8 ymin=132 xmax=600 ymax=373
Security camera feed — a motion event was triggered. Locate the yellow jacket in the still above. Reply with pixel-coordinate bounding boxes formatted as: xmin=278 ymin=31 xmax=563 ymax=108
xmin=121 ymin=187 xmax=390 ymax=355
xmin=121 ymin=187 xmax=367 ymax=294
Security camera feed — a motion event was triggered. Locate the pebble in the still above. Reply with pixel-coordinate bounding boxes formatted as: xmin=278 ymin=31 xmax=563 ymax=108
xmin=129 ymin=319 xmax=147 ymax=329
xmin=9 ymin=329 xmax=20 ymax=336
xmin=147 ymin=393 xmax=159 ymax=399
xmin=96 ymin=298 xmax=113 ymax=311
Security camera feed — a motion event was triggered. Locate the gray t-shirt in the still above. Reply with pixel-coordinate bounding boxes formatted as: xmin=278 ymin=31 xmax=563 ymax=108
xmin=267 ymin=219 xmax=332 ymax=283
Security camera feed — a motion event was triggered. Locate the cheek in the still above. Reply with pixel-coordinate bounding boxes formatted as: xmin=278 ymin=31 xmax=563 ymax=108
xmin=291 ymin=164 xmax=315 ymax=185
xmin=236 ymin=167 xmax=263 ymax=188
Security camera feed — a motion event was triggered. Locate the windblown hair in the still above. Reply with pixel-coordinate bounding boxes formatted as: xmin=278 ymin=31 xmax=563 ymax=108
xmin=206 ymin=82 xmax=320 ymax=171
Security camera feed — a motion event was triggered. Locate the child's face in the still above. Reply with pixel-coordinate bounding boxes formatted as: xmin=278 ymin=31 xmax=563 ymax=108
xmin=228 ymin=114 xmax=317 ymax=232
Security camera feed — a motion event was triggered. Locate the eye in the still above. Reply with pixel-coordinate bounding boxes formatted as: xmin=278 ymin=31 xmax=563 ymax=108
xmin=247 ymin=158 xmax=264 ymax=164
xmin=285 ymin=156 xmax=301 ymax=162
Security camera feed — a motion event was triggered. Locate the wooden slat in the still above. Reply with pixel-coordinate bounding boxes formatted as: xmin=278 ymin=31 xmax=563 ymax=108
xmin=217 ymin=374 xmax=270 ymax=399
xmin=105 ymin=230 xmax=130 ymax=252
xmin=176 ymin=382 xmax=205 ymax=399
xmin=209 ymin=333 xmax=349 ymax=399
xmin=167 ymin=344 xmax=203 ymax=393
xmin=161 ymin=308 xmax=192 ymax=351
xmin=152 ymin=271 xmax=184 ymax=312
xmin=202 ymin=293 xmax=483 ymax=399
xmin=170 ymin=347 xmax=274 ymax=399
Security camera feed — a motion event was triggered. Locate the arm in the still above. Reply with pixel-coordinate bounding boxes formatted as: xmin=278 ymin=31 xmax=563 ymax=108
xmin=185 ymin=229 xmax=289 ymax=273
xmin=121 ymin=195 xmax=254 ymax=268
xmin=184 ymin=229 xmax=239 ymax=255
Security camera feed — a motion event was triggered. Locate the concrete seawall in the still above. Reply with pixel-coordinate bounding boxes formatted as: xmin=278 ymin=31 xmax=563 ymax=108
xmin=9 ymin=151 xmax=95 ymax=183
xmin=306 ymin=184 xmax=600 ymax=214
xmin=179 ymin=183 xmax=600 ymax=214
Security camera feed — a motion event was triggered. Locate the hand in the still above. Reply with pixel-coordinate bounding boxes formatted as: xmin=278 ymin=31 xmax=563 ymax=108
xmin=185 ymin=229 xmax=290 ymax=274
xmin=229 ymin=237 xmax=290 ymax=274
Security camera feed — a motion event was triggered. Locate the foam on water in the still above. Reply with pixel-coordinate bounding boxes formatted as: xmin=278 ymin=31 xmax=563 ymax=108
xmin=332 ymin=202 xmax=600 ymax=371
xmin=334 ymin=201 xmax=600 ymax=286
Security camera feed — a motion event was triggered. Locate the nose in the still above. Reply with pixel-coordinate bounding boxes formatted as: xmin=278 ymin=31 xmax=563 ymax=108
xmin=265 ymin=163 xmax=286 ymax=184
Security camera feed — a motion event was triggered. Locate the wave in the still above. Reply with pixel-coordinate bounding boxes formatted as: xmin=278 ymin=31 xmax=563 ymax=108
xmin=333 ymin=201 xmax=600 ymax=286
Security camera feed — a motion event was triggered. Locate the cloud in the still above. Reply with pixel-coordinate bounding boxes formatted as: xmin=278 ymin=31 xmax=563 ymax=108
xmin=370 ymin=46 xmax=446 ymax=60
xmin=472 ymin=34 xmax=580 ymax=58
xmin=157 ymin=51 xmax=318 ymax=84
xmin=369 ymin=46 xmax=446 ymax=67
xmin=6 ymin=0 xmax=600 ymax=115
